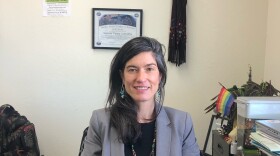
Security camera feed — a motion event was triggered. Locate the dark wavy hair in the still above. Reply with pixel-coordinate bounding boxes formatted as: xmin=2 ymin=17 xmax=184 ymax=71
xmin=106 ymin=36 xmax=167 ymax=144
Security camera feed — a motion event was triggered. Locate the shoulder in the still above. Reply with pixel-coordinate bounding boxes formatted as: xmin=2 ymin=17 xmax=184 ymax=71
xmin=90 ymin=108 xmax=110 ymax=125
xmin=161 ymin=106 xmax=194 ymax=126
xmin=162 ymin=106 xmax=191 ymax=118
xmin=92 ymin=108 xmax=110 ymax=117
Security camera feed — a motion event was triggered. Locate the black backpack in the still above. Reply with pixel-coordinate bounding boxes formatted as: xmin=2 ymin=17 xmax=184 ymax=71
xmin=0 ymin=104 xmax=40 ymax=156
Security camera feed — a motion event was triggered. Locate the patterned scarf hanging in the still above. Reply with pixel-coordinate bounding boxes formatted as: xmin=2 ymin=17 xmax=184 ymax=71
xmin=168 ymin=0 xmax=187 ymax=66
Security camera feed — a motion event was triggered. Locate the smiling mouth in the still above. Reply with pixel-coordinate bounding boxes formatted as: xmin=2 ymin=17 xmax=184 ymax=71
xmin=135 ymin=86 xmax=149 ymax=90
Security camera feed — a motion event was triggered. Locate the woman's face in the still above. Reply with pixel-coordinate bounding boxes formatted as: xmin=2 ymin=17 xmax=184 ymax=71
xmin=122 ymin=51 xmax=161 ymax=105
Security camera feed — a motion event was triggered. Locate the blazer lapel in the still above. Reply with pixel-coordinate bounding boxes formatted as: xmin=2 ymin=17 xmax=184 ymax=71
xmin=156 ymin=107 xmax=171 ymax=156
xmin=110 ymin=127 xmax=124 ymax=156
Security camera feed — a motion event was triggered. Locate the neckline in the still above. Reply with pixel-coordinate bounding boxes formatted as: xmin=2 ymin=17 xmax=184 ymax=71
xmin=131 ymin=120 xmax=156 ymax=156
xmin=139 ymin=120 xmax=156 ymax=125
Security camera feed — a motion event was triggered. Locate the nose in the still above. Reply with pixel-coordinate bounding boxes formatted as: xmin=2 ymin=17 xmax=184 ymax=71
xmin=136 ymin=70 xmax=147 ymax=83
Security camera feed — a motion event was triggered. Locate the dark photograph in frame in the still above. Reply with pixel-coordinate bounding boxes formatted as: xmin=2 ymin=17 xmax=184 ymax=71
xmin=92 ymin=8 xmax=143 ymax=49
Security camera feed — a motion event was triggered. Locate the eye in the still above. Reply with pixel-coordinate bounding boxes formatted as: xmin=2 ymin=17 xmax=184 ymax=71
xmin=146 ymin=67 xmax=155 ymax=72
xmin=127 ymin=68 xmax=137 ymax=73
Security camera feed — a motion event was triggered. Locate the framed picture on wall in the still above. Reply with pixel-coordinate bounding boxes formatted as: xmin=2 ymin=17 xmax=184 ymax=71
xmin=92 ymin=8 xmax=143 ymax=49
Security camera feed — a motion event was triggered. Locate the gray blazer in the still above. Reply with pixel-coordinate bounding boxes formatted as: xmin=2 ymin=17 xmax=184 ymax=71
xmin=81 ymin=106 xmax=200 ymax=156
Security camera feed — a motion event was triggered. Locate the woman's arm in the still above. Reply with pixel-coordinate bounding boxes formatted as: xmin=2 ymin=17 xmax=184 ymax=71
xmin=182 ymin=113 xmax=200 ymax=156
xmin=81 ymin=111 xmax=102 ymax=156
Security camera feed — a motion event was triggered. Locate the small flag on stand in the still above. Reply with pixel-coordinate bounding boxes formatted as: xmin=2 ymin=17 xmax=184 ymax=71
xmin=216 ymin=87 xmax=235 ymax=116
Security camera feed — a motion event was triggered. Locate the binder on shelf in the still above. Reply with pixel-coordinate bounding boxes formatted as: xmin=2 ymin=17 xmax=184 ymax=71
xmin=256 ymin=131 xmax=280 ymax=145
xmin=256 ymin=120 xmax=280 ymax=140
xmin=250 ymin=132 xmax=280 ymax=152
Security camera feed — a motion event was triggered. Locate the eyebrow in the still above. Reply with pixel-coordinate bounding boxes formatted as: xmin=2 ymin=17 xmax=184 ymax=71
xmin=145 ymin=63 xmax=157 ymax=67
xmin=126 ymin=63 xmax=157 ymax=68
xmin=125 ymin=65 xmax=137 ymax=68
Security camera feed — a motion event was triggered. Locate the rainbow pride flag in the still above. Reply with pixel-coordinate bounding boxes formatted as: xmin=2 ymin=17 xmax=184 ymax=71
xmin=216 ymin=87 xmax=235 ymax=116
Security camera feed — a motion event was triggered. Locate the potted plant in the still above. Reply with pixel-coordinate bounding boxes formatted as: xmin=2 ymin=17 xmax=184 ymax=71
xmin=205 ymin=66 xmax=280 ymax=144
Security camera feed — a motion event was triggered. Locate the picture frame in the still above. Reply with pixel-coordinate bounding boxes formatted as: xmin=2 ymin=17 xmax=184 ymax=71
xmin=92 ymin=8 xmax=143 ymax=49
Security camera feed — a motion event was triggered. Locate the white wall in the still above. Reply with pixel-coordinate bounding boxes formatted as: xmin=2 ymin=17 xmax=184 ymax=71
xmin=264 ymin=0 xmax=280 ymax=89
xmin=0 ymin=0 xmax=268 ymax=155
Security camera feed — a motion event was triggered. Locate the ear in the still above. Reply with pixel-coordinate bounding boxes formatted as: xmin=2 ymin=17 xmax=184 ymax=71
xmin=119 ymin=70 xmax=124 ymax=83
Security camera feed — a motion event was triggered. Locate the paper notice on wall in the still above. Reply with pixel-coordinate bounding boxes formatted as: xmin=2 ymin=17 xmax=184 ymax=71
xmin=43 ymin=0 xmax=70 ymax=16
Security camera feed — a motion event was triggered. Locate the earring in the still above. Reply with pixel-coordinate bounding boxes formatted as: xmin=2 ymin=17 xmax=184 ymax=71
xmin=120 ymin=84 xmax=125 ymax=99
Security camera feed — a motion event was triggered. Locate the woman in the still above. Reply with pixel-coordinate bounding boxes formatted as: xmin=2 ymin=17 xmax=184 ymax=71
xmin=82 ymin=37 xmax=200 ymax=156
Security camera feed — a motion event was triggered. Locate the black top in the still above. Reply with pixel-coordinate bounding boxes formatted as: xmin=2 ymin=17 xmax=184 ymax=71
xmin=124 ymin=121 xmax=156 ymax=156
